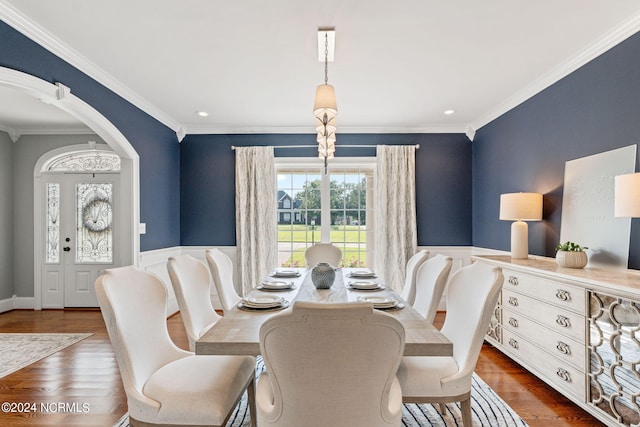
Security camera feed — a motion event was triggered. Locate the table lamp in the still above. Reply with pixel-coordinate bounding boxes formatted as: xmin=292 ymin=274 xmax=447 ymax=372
xmin=615 ymin=173 xmax=640 ymax=218
xmin=499 ymin=192 xmax=543 ymax=259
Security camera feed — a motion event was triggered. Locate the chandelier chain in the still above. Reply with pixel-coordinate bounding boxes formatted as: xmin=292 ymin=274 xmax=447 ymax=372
xmin=324 ymin=32 xmax=329 ymax=85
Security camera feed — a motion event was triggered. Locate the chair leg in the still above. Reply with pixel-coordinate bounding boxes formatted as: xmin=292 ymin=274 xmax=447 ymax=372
xmin=460 ymin=396 xmax=472 ymax=427
xmin=438 ymin=403 xmax=447 ymax=414
xmin=247 ymin=376 xmax=257 ymax=427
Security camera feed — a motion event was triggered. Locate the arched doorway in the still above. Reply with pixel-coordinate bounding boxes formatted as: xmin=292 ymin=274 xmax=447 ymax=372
xmin=0 ymin=66 xmax=139 ymax=309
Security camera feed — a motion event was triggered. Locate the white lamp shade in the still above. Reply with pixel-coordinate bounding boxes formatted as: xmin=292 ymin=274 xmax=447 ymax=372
xmin=615 ymin=173 xmax=640 ymax=218
xmin=313 ymin=84 xmax=338 ymax=119
xmin=317 ymin=132 xmax=336 ymax=145
xmin=499 ymin=192 xmax=543 ymax=221
xmin=316 ymin=117 xmax=337 ymax=134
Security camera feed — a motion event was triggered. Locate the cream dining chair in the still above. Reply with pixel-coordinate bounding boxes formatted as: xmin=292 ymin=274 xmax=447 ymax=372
xmin=167 ymin=254 xmax=222 ymax=351
xmin=399 ymin=249 xmax=429 ymax=305
xmin=304 ymin=243 xmax=342 ymax=267
xmin=205 ymin=248 xmax=242 ymax=314
xmin=257 ymin=301 xmax=405 ymax=427
xmin=96 ymin=266 xmax=256 ymax=427
xmin=397 ymin=262 xmax=503 ymax=427
xmin=412 ymin=254 xmax=453 ymax=323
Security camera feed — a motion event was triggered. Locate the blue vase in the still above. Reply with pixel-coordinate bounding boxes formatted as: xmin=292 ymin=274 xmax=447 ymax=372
xmin=311 ymin=262 xmax=335 ymax=289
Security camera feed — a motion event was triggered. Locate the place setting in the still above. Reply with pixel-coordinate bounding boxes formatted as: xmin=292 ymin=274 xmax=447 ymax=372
xmin=357 ymin=295 xmax=404 ymax=311
xmin=237 ymin=295 xmax=290 ymax=312
xmin=256 ymin=279 xmax=296 ymax=292
xmin=347 ymin=268 xmax=377 ymax=279
xmin=270 ymin=268 xmax=302 ymax=278
xmin=347 ymin=280 xmax=385 ymax=292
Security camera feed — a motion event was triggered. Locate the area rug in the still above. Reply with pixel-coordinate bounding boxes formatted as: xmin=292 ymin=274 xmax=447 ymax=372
xmin=113 ymin=357 xmax=528 ymax=427
xmin=0 ymin=333 xmax=92 ymax=378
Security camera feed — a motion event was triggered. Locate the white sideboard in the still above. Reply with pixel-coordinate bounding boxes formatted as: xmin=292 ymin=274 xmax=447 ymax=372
xmin=473 ymin=255 xmax=640 ymax=427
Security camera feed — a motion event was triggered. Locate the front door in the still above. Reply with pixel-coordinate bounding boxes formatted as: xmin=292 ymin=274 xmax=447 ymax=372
xmin=42 ymin=173 xmax=119 ymax=307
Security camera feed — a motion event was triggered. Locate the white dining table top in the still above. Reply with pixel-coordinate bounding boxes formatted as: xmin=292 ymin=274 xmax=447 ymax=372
xmin=196 ymin=268 xmax=452 ymax=357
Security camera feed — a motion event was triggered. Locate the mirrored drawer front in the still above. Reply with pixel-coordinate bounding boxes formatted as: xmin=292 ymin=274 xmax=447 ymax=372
xmin=503 ymin=307 xmax=585 ymax=370
xmin=502 ymin=289 xmax=585 ymax=342
xmin=503 ymin=269 xmax=585 ymax=314
xmin=502 ymin=329 xmax=585 ymax=401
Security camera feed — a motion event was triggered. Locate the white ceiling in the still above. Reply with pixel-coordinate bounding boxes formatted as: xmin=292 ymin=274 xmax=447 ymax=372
xmin=1 ymin=1 xmax=640 ymax=139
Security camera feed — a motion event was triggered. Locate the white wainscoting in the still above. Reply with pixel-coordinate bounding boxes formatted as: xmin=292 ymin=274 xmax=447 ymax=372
xmin=0 ymin=245 xmax=503 ymax=315
xmin=138 ymin=246 xmax=239 ymax=315
xmin=138 ymin=246 xmax=183 ymax=316
xmin=420 ymin=246 xmax=475 ymax=310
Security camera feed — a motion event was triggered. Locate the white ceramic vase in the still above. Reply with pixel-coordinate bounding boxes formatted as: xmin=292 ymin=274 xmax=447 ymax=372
xmin=556 ymin=251 xmax=588 ymax=268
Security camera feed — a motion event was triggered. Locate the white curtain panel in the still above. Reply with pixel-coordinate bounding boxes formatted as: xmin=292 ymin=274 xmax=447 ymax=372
xmin=235 ymin=146 xmax=277 ymax=295
xmin=375 ymin=145 xmax=418 ymax=292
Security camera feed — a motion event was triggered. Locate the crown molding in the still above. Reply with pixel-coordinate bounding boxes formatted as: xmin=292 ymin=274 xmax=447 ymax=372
xmin=16 ymin=127 xmax=94 ymax=136
xmin=183 ymin=123 xmax=469 ymax=135
xmin=0 ymin=1 xmax=181 ymax=133
xmin=471 ymin=10 xmax=640 ymax=131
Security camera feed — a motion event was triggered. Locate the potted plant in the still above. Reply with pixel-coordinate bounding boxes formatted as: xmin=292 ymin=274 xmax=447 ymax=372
xmin=555 ymin=241 xmax=589 ymax=268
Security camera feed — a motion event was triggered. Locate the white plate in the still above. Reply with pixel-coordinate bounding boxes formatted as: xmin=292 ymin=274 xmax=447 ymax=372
xmin=271 ymin=269 xmax=300 ymax=277
xmin=349 ymin=270 xmax=376 ymax=278
xmin=260 ymin=280 xmax=294 ymax=290
xmin=348 ymin=281 xmax=382 ymax=290
xmin=237 ymin=300 xmax=290 ymax=312
xmin=242 ymin=295 xmax=284 ymax=308
xmin=358 ymin=296 xmax=397 ymax=308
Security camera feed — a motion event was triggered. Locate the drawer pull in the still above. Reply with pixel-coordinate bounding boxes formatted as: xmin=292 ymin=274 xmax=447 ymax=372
xmin=555 ymin=289 xmax=571 ymax=302
xmin=556 ymin=341 xmax=572 ymax=355
xmin=508 ymin=297 xmax=519 ymax=307
xmin=556 ymin=315 xmax=571 ymax=328
xmin=507 ymin=275 xmax=519 ymax=286
xmin=556 ymin=368 xmax=572 ymax=382
xmin=508 ymin=338 xmax=519 ymax=349
xmin=508 ymin=317 xmax=519 ymax=328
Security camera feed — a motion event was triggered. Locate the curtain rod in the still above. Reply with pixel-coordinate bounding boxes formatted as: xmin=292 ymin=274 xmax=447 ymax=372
xmin=230 ymin=144 xmax=419 ymax=150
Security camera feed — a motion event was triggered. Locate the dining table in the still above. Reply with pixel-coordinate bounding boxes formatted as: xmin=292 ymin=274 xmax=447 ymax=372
xmin=196 ymin=267 xmax=452 ymax=357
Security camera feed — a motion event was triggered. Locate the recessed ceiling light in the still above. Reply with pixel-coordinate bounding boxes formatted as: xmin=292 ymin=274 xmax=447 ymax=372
xmin=444 ymin=109 xmax=455 ymax=115
xmin=196 ymin=111 xmax=209 ymax=117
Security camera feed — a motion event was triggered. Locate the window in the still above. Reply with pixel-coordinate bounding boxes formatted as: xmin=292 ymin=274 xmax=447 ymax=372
xmin=275 ymin=158 xmax=375 ymax=268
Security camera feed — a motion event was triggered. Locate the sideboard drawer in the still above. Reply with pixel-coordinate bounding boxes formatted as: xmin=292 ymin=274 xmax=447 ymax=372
xmin=502 ymin=289 xmax=585 ymax=342
xmin=502 ymin=329 xmax=585 ymax=401
xmin=503 ymin=268 xmax=586 ymax=314
xmin=503 ymin=307 xmax=585 ymax=370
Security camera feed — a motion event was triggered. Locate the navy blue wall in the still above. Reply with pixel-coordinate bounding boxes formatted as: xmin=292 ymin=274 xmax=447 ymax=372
xmin=0 ymin=20 xmax=180 ymax=250
xmin=180 ymin=133 xmax=472 ymax=246
xmin=473 ymin=31 xmax=640 ymax=268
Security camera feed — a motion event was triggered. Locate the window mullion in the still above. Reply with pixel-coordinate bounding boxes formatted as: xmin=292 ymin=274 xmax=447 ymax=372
xmin=320 ymin=170 xmax=331 ymax=243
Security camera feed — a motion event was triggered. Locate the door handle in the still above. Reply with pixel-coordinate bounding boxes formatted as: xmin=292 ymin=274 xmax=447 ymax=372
xmin=63 ymin=247 xmax=71 ymax=252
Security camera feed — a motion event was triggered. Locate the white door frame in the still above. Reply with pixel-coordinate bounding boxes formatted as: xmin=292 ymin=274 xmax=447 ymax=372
xmin=0 ymin=66 xmax=140 ymax=310
xmin=39 ymin=152 xmax=123 ymax=308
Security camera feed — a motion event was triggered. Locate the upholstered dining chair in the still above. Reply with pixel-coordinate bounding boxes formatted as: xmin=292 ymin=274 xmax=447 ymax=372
xmin=205 ymin=248 xmax=242 ymax=314
xmin=399 ymin=249 xmax=429 ymax=305
xmin=167 ymin=254 xmax=222 ymax=351
xmin=257 ymin=301 xmax=405 ymax=427
xmin=96 ymin=266 xmax=256 ymax=427
xmin=397 ymin=261 xmax=503 ymax=427
xmin=304 ymin=243 xmax=342 ymax=267
xmin=412 ymin=254 xmax=453 ymax=323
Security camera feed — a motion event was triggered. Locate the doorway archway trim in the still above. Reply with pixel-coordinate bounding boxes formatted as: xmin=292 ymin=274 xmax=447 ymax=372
xmin=0 ymin=66 xmax=140 ymax=309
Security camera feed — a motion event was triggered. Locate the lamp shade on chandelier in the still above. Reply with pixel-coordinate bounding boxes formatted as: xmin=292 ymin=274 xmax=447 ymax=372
xmin=314 ymin=29 xmax=337 ymax=162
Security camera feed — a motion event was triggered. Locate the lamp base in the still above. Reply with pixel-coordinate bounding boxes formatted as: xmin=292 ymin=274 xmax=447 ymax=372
xmin=511 ymin=220 xmax=529 ymax=259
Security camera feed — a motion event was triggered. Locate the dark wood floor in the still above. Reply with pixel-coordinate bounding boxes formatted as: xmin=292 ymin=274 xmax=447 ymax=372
xmin=0 ymin=309 xmax=604 ymax=426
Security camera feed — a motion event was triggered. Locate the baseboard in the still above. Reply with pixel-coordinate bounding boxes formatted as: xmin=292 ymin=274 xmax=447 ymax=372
xmin=0 ymin=297 xmax=13 ymax=313
xmin=0 ymin=296 xmax=36 ymax=313
xmin=13 ymin=296 xmax=35 ymax=309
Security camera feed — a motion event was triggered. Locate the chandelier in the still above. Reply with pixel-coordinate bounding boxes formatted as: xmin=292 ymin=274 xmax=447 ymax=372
xmin=313 ymin=29 xmax=337 ymax=167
